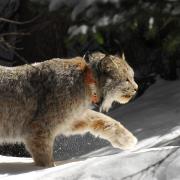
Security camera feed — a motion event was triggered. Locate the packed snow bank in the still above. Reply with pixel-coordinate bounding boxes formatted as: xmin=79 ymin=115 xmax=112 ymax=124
xmin=0 ymin=146 xmax=180 ymax=180
xmin=1 ymin=78 xmax=180 ymax=180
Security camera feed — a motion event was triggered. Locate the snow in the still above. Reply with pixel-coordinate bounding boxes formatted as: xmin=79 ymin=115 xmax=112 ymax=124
xmin=1 ymin=77 xmax=180 ymax=180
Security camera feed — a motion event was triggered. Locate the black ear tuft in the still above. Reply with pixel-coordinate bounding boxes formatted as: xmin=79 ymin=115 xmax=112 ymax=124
xmin=83 ymin=51 xmax=91 ymax=63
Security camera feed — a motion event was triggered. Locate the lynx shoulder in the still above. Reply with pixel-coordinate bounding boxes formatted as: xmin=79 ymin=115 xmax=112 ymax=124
xmin=0 ymin=52 xmax=138 ymax=167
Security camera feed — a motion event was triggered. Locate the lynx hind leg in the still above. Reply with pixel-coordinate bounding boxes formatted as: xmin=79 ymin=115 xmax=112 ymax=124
xmin=70 ymin=110 xmax=137 ymax=150
xmin=25 ymin=123 xmax=55 ymax=167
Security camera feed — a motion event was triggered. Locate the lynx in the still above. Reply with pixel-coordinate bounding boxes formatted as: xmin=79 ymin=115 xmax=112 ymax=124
xmin=0 ymin=52 xmax=138 ymax=167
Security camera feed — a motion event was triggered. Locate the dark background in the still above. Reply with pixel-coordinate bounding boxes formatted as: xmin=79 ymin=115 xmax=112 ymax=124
xmin=0 ymin=0 xmax=179 ymax=159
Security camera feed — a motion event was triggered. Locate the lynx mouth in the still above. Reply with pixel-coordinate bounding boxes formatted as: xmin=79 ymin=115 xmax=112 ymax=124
xmin=118 ymin=94 xmax=133 ymax=104
xmin=122 ymin=95 xmax=132 ymax=99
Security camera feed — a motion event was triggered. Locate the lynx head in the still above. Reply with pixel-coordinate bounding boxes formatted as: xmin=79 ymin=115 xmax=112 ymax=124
xmin=88 ymin=52 xmax=138 ymax=112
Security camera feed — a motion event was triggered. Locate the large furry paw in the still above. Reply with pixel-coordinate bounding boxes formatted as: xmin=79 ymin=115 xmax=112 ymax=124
xmin=108 ymin=123 xmax=137 ymax=150
xmin=35 ymin=160 xmax=55 ymax=167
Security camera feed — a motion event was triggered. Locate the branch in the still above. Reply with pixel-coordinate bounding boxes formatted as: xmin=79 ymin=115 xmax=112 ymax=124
xmin=0 ymin=32 xmax=30 ymax=37
xmin=0 ymin=15 xmax=40 ymax=25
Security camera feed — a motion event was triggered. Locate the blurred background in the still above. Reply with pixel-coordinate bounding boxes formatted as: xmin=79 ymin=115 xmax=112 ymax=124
xmin=0 ymin=0 xmax=179 ymax=160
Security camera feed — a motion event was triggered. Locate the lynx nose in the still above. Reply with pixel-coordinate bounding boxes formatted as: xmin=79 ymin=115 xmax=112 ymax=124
xmin=134 ymin=83 xmax=138 ymax=91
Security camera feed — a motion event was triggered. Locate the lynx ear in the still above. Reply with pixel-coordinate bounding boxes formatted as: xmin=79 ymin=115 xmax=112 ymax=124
xmin=99 ymin=55 xmax=119 ymax=73
xmin=122 ymin=53 xmax=125 ymax=61
xmin=88 ymin=52 xmax=106 ymax=63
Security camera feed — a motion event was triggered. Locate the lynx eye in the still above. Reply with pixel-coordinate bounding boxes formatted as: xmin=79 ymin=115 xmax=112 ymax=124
xmin=126 ymin=78 xmax=130 ymax=82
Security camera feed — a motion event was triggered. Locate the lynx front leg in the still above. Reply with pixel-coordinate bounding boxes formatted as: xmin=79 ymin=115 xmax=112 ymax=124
xmin=69 ymin=110 xmax=137 ymax=150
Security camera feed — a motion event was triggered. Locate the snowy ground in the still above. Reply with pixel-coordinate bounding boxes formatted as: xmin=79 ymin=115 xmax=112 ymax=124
xmin=1 ymin=77 xmax=180 ymax=180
